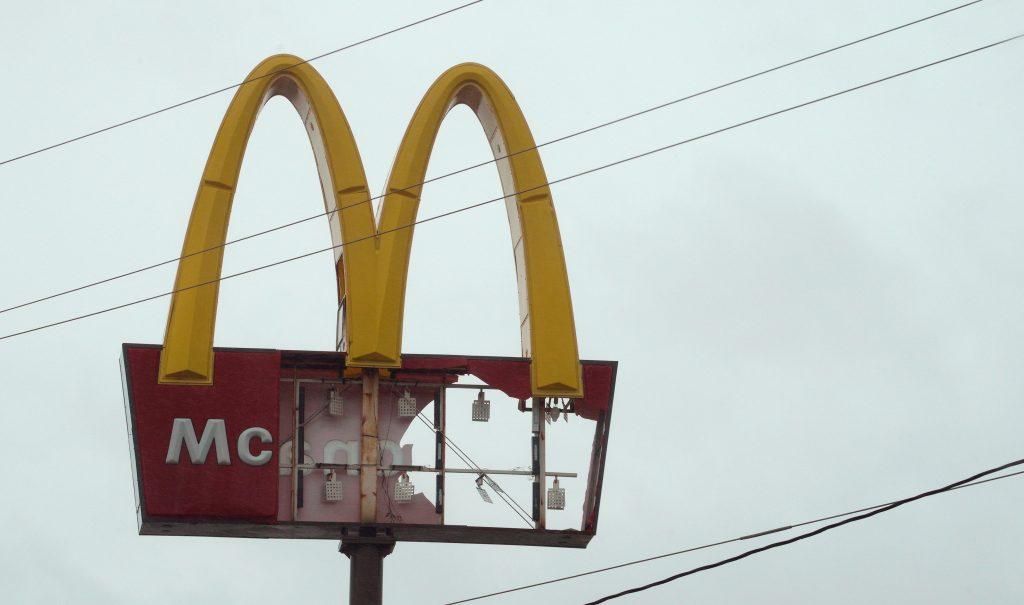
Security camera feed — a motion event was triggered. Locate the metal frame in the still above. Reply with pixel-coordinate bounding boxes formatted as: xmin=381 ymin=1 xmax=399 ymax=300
xmin=282 ymin=463 xmax=576 ymax=478
xmin=435 ymin=386 xmax=445 ymax=520
xmin=138 ymin=520 xmax=595 ymax=547
xmin=532 ymin=396 xmax=546 ymax=528
xmin=291 ymin=380 xmax=301 ymax=520
xmin=122 ymin=344 xmax=615 ymax=548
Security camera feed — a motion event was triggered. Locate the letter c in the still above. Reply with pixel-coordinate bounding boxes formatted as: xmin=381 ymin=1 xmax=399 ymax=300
xmin=237 ymin=427 xmax=273 ymax=466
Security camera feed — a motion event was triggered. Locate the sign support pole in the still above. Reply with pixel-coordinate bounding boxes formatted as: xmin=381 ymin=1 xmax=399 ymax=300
xmin=345 ymin=368 xmax=390 ymax=604
xmin=360 ymin=368 xmax=380 ymax=522
xmin=339 ymin=536 xmax=395 ymax=605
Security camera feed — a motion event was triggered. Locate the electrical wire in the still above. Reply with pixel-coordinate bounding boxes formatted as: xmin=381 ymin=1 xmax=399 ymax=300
xmin=584 ymin=458 xmax=1024 ymax=604
xmin=419 ymin=409 xmax=536 ymax=522
xmin=414 ymin=414 xmax=528 ymax=525
xmin=0 ymin=0 xmax=985 ymax=316
xmin=0 ymin=0 xmax=485 ymax=169
xmin=1 ymin=33 xmax=1020 ymax=343
xmin=443 ymin=467 xmax=1024 ymax=604
xmin=278 ymin=383 xmax=353 ymax=448
xmin=379 ymin=388 xmax=400 ymax=523
xmin=414 ymin=412 xmax=534 ymax=527
xmin=414 ymin=412 xmax=532 ymax=526
xmin=413 ymin=393 xmax=532 ymax=520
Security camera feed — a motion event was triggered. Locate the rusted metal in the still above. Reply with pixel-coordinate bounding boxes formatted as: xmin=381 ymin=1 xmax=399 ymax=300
xmin=285 ymin=462 xmax=576 ymax=477
xmin=435 ymin=387 xmax=446 ymax=521
xmin=280 ymin=463 xmax=361 ymax=471
xmin=360 ymin=368 xmax=380 ymax=523
xmin=296 ymin=386 xmax=306 ymax=509
xmin=532 ymin=396 xmax=546 ymax=529
xmin=444 ymin=383 xmax=502 ymax=390
xmin=124 ymin=344 xmax=618 ymax=547
xmin=146 ymin=521 xmax=595 ymax=547
xmin=385 ymin=464 xmax=576 ymax=477
xmin=582 ymin=412 xmax=604 ymax=531
xmin=291 ymin=378 xmax=300 ymax=521
xmin=584 ymin=364 xmax=618 ymax=533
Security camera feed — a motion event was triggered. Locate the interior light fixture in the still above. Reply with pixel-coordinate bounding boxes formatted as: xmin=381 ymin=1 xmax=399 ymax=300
xmin=328 ymin=388 xmax=345 ymax=417
xmin=324 ymin=470 xmax=343 ymax=502
xmin=546 ymin=477 xmax=565 ymax=510
xmin=472 ymin=389 xmax=490 ymax=422
xmin=397 ymin=389 xmax=417 ymax=418
xmin=394 ymin=472 xmax=415 ymax=502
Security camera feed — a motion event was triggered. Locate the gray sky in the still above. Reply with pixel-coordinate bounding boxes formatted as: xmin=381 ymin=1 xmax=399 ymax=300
xmin=1 ymin=0 xmax=1023 ymax=602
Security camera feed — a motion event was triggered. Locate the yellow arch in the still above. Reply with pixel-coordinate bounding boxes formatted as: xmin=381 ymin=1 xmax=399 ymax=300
xmin=158 ymin=55 xmax=375 ymax=384
xmin=371 ymin=63 xmax=581 ymax=396
xmin=159 ymin=56 xmax=582 ymax=397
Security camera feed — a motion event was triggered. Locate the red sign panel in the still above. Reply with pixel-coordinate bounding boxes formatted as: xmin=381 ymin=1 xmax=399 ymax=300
xmin=122 ymin=344 xmax=616 ymax=547
xmin=123 ymin=346 xmax=281 ymax=522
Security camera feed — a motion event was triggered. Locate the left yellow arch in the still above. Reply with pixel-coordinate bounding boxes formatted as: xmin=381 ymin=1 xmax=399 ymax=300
xmin=158 ymin=55 xmax=376 ymax=385
xmin=159 ymin=55 xmax=583 ymax=397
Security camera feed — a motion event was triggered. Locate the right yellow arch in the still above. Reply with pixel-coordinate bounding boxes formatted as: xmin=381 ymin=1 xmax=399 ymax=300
xmin=370 ymin=63 xmax=581 ymax=397
xmin=160 ymin=57 xmax=582 ymax=397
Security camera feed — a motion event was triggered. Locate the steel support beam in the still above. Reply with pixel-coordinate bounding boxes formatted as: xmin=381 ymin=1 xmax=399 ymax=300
xmin=339 ymin=537 xmax=395 ymax=605
xmin=360 ymin=369 xmax=380 ymax=523
xmin=532 ymin=397 xmax=546 ymax=529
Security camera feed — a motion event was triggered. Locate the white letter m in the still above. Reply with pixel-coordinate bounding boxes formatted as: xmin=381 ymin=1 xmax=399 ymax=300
xmin=165 ymin=418 xmax=231 ymax=465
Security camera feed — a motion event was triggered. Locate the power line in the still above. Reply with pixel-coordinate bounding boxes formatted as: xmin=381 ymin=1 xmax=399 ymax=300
xmin=444 ymin=467 xmax=1024 ymax=604
xmin=0 ymin=0 xmax=985 ymax=316
xmin=414 ymin=413 xmax=532 ymax=526
xmin=1 ymin=33 xmax=1019 ymax=343
xmin=0 ymin=0 xmax=485 ymax=169
xmin=434 ymin=430 xmax=535 ymax=522
xmin=446 ymin=468 xmax=1024 ymax=601
xmin=584 ymin=458 xmax=1024 ymax=604
xmin=421 ymin=412 xmax=535 ymax=522
xmin=414 ymin=413 xmax=533 ymax=526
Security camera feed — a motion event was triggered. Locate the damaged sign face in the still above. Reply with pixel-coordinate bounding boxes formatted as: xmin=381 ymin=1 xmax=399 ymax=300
xmin=122 ymin=345 xmax=616 ymax=547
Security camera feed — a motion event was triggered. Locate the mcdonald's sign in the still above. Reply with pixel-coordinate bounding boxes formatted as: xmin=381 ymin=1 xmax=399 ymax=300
xmin=121 ymin=55 xmax=617 ymax=547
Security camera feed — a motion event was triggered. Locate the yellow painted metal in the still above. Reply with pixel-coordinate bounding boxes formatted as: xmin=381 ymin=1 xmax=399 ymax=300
xmin=376 ymin=63 xmax=581 ymax=396
xmin=159 ymin=55 xmax=582 ymax=397
xmin=158 ymin=55 xmax=376 ymax=384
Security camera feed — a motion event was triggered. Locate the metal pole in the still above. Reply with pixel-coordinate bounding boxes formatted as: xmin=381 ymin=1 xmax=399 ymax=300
xmin=339 ymin=538 xmax=395 ymax=605
xmin=360 ymin=368 xmax=380 ymax=523
xmin=347 ymin=368 xmax=388 ymax=604
xmin=435 ymin=386 xmax=446 ymax=521
xmin=532 ymin=396 xmax=546 ymax=529
xmin=291 ymin=379 xmax=300 ymax=521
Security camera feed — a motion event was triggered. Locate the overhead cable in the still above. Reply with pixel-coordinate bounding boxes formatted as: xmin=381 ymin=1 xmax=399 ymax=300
xmin=444 ymin=467 xmax=1024 ymax=603
xmin=1 ymin=33 xmax=1020 ymax=342
xmin=415 ymin=413 xmax=534 ymax=527
xmin=0 ymin=0 xmax=486 ymax=168
xmin=583 ymin=458 xmax=1024 ymax=603
xmin=0 ymin=0 xmax=985 ymax=315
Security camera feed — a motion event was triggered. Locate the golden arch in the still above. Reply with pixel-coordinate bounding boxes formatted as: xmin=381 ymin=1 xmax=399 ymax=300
xmin=159 ymin=55 xmax=582 ymax=397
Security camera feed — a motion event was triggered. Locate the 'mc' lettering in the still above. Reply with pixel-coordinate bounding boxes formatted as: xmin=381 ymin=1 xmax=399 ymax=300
xmin=237 ymin=426 xmax=273 ymax=466
xmin=165 ymin=418 xmax=272 ymax=466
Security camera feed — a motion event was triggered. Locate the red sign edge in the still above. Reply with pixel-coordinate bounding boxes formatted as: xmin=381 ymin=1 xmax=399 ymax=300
xmin=121 ymin=343 xmax=617 ymax=548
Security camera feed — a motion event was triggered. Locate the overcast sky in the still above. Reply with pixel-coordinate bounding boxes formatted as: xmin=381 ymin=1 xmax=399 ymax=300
xmin=2 ymin=1 xmax=1023 ymax=603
